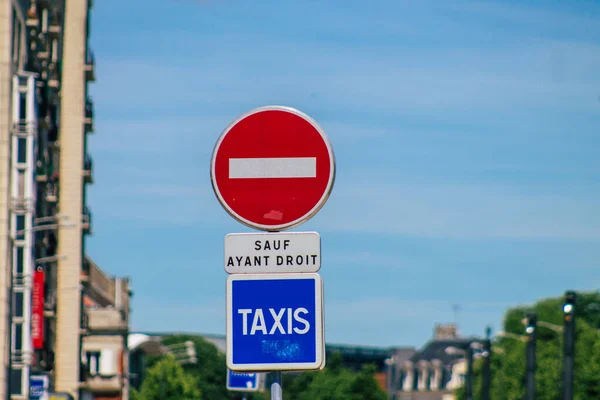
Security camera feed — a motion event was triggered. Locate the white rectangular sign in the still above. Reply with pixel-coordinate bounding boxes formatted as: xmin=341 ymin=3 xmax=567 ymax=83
xmin=224 ymin=232 xmax=321 ymax=274
xmin=229 ymin=157 xmax=317 ymax=179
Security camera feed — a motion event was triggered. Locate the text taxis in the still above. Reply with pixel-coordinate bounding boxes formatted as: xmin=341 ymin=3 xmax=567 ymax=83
xmin=237 ymin=307 xmax=311 ymax=336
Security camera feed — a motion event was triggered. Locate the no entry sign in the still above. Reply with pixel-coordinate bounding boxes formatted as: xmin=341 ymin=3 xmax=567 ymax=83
xmin=211 ymin=106 xmax=335 ymax=231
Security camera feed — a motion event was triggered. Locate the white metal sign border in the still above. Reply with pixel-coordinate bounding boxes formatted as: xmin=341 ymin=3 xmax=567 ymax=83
xmin=226 ymin=273 xmax=324 ymax=371
xmin=226 ymin=370 xmax=260 ymax=392
xmin=210 ymin=105 xmax=336 ymax=232
xmin=224 ymin=231 xmax=322 ymax=274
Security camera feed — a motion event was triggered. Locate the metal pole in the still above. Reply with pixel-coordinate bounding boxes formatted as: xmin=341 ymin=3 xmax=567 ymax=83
xmin=482 ymin=326 xmax=492 ymax=400
xmin=270 ymin=371 xmax=282 ymax=400
xmin=160 ymin=362 xmax=166 ymax=399
xmin=526 ymin=313 xmax=537 ymax=400
xmin=466 ymin=344 xmax=474 ymax=400
xmin=385 ymin=357 xmax=395 ymax=400
xmin=498 ymin=357 xmax=505 ymax=400
xmin=563 ymin=291 xmax=576 ymax=400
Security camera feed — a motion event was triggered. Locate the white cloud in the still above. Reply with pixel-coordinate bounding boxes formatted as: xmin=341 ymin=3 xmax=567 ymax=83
xmin=93 ymin=35 xmax=600 ymax=122
xmin=112 ymin=183 xmax=208 ymax=197
xmin=90 ymin=116 xmax=231 ymax=153
xmin=326 ymin=250 xmax=414 ymax=270
xmin=88 ymin=2 xmax=600 ymax=235
xmin=91 ymin=182 xmax=221 ymax=225
xmin=131 ymin=297 xmax=225 ymax=334
xmin=448 ymin=0 xmax=600 ymax=33
xmin=327 ymin=297 xmax=508 ymax=322
xmin=319 ymin=182 xmax=600 ymax=240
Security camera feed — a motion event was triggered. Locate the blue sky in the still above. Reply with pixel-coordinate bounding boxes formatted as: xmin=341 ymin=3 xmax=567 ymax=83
xmin=86 ymin=0 xmax=600 ymax=348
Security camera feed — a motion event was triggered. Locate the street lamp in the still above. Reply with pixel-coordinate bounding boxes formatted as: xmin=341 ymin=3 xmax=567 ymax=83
xmin=445 ymin=342 xmax=479 ymax=400
xmin=159 ymin=341 xmax=198 ymax=398
xmin=165 ymin=341 xmax=198 ymax=364
xmin=524 ymin=313 xmax=537 ymax=400
xmin=563 ymin=291 xmax=576 ymax=400
xmin=384 ymin=356 xmax=397 ymax=400
xmin=481 ymin=326 xmax=492 ymax=400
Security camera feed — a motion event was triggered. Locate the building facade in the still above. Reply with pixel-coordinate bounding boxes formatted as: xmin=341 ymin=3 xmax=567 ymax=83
xmin=390 ymin=324 xmax=480 ymax=400
xmin=0 ymin=1 xmax=132 ymax=399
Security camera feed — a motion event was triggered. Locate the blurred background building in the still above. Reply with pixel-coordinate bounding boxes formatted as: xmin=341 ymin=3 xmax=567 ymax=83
xmin=0 ymin=0 xmax=132 ymax=399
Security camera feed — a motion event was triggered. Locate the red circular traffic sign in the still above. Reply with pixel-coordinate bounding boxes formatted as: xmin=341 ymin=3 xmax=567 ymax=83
xmin=211 ymin=106 xmax=335 ymax=231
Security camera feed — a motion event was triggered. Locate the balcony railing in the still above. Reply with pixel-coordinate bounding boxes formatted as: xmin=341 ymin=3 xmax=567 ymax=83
xmin=36 ymin=160 xmax=55 ymax=183
xmin=84 ymin=98 xmax=94 ymax=133
xmin=12 ymin=121 xmax=36 ymax=138
xmin=82 ymin=206 xmax=92 ymax=234
xmin=82 ymin=257 xmax=114 ymax=306
xmin=10 ymin=197 xmax=33 ymax=212
xmin=48 ymin=61 xmax=61 ymax=89
xmin=25 ymin=5 xmax=39 ymax=28
xmin=44 ymin=292 xmax=57 ymax=317
xmin=86 ymin=308 xmax=127 ymax=333
xmin=35 ymin=41 xmax=50 ymax=59
xmin=118 ymin=278 xmax=131 ymax=318
xmin=45 ymin=183 xmax=58 ymax=203
xmin=49 ymin=14 xmax=62 ymax=35
xmin=85 ymin=99 xmax=94 ymax=118
xmin=85 ymin=49 xmax=96 ymax=82
xmin=83 ymin=155 xmax=93 ymax=183
xmin=80 ymin=373 xmax=122 ymax=393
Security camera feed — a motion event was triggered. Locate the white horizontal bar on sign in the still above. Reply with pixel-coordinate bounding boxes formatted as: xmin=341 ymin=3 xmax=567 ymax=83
xmin=229 ymin=157 xmax=317 ymax=179
xmin=224 ymin=232 xmax=321 ymax=274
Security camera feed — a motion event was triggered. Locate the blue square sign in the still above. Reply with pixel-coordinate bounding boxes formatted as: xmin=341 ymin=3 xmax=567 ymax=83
xmin=226 ymin=273 xmax=324 ymax=371
xmin=227 ymin=370 xmax=260 ymax=391
xmin=29 ymin=375 xmax=49 ymax=400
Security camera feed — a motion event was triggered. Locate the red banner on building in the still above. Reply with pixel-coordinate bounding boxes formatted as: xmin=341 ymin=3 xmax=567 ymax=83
xmin=32 ymin=269 xmax=45 ymax=349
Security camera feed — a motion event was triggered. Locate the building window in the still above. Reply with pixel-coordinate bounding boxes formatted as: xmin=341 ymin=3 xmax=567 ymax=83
xmin=16 ymin=25 xmax=22 ymax=67
xmin=17 ymin=169 xmax=25 ymax=200
xmin=41 ymin=8 xmax=48 ymax=32
xmin=12 ymin=10 xmax=21 ymax=65
xmin=86 ymin=351 xmax=101 ymax=376
xmin=15 ymin=246 xmax=24 ymax=275
xmin=13 ymin=292 xmax=23 ymax=318
xmin=13 ymin=323 xmax=23 ymax=351
xmin=19 ymin=94 xmax=27 ymax=121
xmin=11 ymin=8 xmax=17 ymax=61
xmin=10 ymin=368 xmax=22 ymax=395
xmin=17 ymin=138 xmax=27 ymax=163
xmin=51 ymin=39 xmax=58 ymax=62
xmin=15 ymin=215 xmax=25 ymax=240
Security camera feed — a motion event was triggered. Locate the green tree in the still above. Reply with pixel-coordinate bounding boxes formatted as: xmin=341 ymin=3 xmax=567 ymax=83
xmin=283 ymin=352 xmax=387 ymax=400
xmin=162 ymin=334 xmax=228 ymax=399
xmin=455 ymin=291 xmax=600 ymax=400
xmin=134 ymin=355 xmax=201 ymax=400
xmin=161 ymin=334 xmax=266 ymax=400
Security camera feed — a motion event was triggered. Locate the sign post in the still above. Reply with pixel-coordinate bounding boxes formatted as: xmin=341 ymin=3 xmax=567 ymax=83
xmin=211 ymin=106 xmax=335 ymax=400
